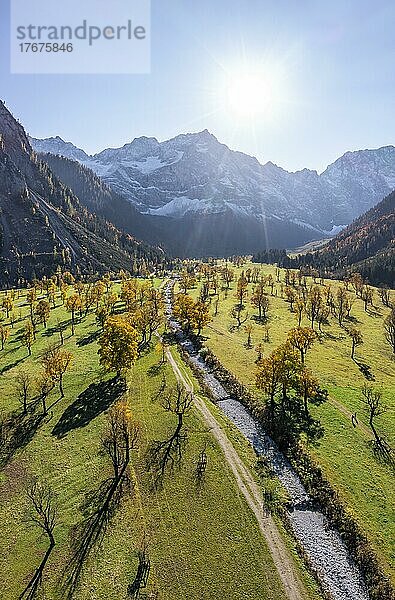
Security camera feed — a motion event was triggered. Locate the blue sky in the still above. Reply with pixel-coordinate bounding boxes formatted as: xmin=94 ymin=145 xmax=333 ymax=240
xmin=1 ymin=0 xmax=394 ymax=172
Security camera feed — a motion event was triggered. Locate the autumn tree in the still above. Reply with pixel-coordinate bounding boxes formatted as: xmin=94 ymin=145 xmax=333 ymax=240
xmin=120 ymin=279 xmax=138 ymax=312
xmin=41 ymin=345 xmax=73 ymax=398
xmin=267 ymin=274 xmax=275 ymax=295
xmin=361 ymin=286 xmax=374 ymax=311
xmin=284 ymin=286 xmax=296 ymax=311
xmin=2 ymin=296 xmax=13 ymax=319
xmin=306 ymin=286 xmax=322 ymax=329
xmin=350 ymin=273 xmax=364 ymax=297
xmin=194 ymin=300 xmax=211 ymax=335
xmin=0 ymin=324 xmax=10 ymax=350
xmin=349 ymin=327 xmax=363 ymax=360
xmin=199 ymin=281 xmax=210 ymax=303
xmin=96 ymin=306 xmax=109 ymax=329
xmin=296 ymin=368 xmax=328 ymax=418
xmin=46 ymin=282 xmax=57 ymax=308
xmin=317 ymin=305 xmax=330 ymax=332
xmin=127 ymin=297 xmax=163 ymax=351
xmin=98 ymin=316 xmax=139 ymax=378
xmin=235 ymin=273 xmax=248 ymax=308
xmin=36 ymin=299 xmax=51 ymax=328
xmin=222 ymin=266 xmax=234 ymax=289
xmin=173 ymin=294 xmax=196 ymax=333
xmin=256 ymin=342 xmax=326 ymax=449
xmin=251 ymin=282 xmax=269 ymax=320
xmin=26 ymin=288 xmax=37 ymax=319
xmin=287 ymin=327 xmax=317 ymax=364
xmin=9 ymin=310 xmax=16 ymax=329
xmin=336 ymin=287 xmax=349 ymax=326
xmin=179 ymin=271 xmax=196 ymax=294
xmin=103 ymin=292 xmax=118 ymax=315
xmin=256 ymin=343 xmax=300 ymax=425
xmin=66 ymin=294 xmax=82 ymax=335
xmin=22 ymin=321 xmax=35 ymax=356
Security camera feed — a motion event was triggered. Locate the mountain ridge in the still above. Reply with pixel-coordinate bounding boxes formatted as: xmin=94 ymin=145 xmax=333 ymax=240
xmin=30 ymin=132 xmax=395 ymax=238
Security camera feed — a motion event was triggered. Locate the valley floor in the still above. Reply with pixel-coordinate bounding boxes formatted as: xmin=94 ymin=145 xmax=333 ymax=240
xmin=0 ymin=283 xmax=321 ymax=600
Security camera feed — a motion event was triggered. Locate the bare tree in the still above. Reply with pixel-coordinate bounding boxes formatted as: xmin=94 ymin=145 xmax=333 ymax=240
xmin=349 ymin=327 xmax=363 ymax=360
xmin=384 ymin=308 xmax=395 ymax=354
xmin=35 ymin=373 xmax=54 ymax=416
xmin=15 ymin=370 xmax=33 ymax=414
xmin=361 ymin=385 xmax=391 ymax=457
xmin=101 ymin=401 xmax=140 ymax=481
xmin=63 ymin=402 xmax=140 ymax=598
xmin=244 ymin=323 xmax=253 ymax=348
xmin=230 ymin=304 xmax=248 ymax=329
xmin=19 ymin=481 xmax=57 ymax=600
xmin=379 ymin=287 xmax=392 ymax=308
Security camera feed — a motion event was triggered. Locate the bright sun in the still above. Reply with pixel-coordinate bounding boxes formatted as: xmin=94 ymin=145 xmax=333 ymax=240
xmin=225 ymin=67 xmax=282 ymax=118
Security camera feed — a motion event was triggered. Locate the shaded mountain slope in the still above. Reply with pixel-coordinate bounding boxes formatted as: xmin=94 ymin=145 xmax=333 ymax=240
xmin=253 ymin=190 xmax=394 ymax=286
xmin=0 ymin=101 xmax=165 ymax=285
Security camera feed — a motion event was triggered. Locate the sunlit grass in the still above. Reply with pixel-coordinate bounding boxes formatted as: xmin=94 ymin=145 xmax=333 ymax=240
xmin=183 ymin=262 xmax=395 ymax=581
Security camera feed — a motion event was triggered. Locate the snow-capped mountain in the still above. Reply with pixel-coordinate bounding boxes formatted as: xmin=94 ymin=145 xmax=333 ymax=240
xmin=32 ymin=135 xmax=91 ymax=164
xmin=30 ymin=132 xmax=395 ymax=236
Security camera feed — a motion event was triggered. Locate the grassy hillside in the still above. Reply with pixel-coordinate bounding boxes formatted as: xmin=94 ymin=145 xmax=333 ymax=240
xmin=182 ymin=262 xmax=395 ymax=583
xmin=0 ymin=281 xmax=320 ymax=600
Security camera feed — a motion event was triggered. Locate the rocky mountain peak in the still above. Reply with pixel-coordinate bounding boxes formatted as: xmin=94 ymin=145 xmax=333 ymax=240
xmin=0 ymin=100 xmax=32 ymax=163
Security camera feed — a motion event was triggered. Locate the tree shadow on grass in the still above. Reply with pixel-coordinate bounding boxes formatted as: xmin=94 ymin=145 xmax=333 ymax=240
xmin=42 ymin=321 xmax=67 ymax=339
xmin=61 ymin=473 xmax=128 ymax=599
xmin=0 ymin=403 xmax=44 ymax=468
xmin=346 ymin=315 xmax=361 ymax=325
xmin=366 ymin=308 xmax=382 ymax=318
xmin=321 ymin=331 xmax=339 ymax=341
xmin=147 ymin=362 xmax=165 ymax=377
xmin=76 ymin=330 xmax=100 ymax=347
xmin=0 ymin=356 xmax=25 ymax=375
xmin=354 ymin=360 xmax=375 ymax=381
xmin=52 ymin=377 xmax=126 ymax=439
xmin=145 ymin=426 xmax=188 ymax=490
